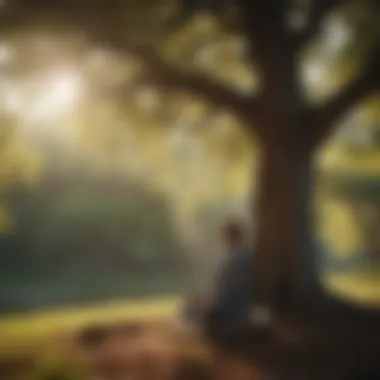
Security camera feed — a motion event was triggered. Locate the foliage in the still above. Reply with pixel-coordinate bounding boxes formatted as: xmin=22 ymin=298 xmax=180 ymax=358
xmin=0 ymin=115 xmax=42 ymax=232
xmin=318 ymin=94 xmax=380 ymax=263
xmin=323 ymin=170 xmax=380 ymax=264
xmin=1 ymin=171 xmax=188 ymax=277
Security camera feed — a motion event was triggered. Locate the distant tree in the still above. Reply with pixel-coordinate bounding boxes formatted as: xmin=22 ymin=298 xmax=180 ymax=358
xmin=7 ymin=174 xmax=186 ymax=276
xmin=326 ymin=171 xmax=380 ymax=267
xmin=0 ymin=115 xmax=42 ymax=277
xmin=0 ymin=115 xmax=41 ymax=233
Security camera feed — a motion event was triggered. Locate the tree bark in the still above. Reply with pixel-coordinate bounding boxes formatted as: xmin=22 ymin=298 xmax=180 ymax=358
xmin=244 ymin=10 xmax=317 ymax=313
xmin=253 ymin=145 xmax=315 ymax=313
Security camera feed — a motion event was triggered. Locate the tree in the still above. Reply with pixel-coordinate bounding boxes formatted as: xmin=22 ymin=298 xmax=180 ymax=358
xmin=335 ymin=176 xmax=380 ymax=266
xmin=3 ymin=171 xmax=187 ymax=276
xmin=1 ymin=0 xmax=379 ymax=315
xmin=324 ymin=129 xmax=380 ymax=267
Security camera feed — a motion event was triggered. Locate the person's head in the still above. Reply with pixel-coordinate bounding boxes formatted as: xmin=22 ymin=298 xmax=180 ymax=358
xmin=220 ymin=220 xmax=245 ymax=249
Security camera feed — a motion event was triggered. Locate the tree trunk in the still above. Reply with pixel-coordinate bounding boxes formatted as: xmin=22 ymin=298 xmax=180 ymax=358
xmin=253 ymin=145 xmax=316 ymax=313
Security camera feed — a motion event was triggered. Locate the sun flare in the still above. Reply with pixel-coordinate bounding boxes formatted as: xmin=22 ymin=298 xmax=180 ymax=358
xmin=28 ymin=68 xmax=82 ymax=121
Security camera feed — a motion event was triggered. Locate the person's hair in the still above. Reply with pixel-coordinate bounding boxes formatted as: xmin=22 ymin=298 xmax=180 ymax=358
xmin=221 ymin=220 xmax=244 ymax=243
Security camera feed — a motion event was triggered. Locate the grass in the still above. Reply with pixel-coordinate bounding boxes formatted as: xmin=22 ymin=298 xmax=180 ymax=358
xmin=0 ymin=269 xmax=379 ymax=358
xmin=324 ymin=269 xmax=380 ymax=308
xmin=0 ymin=297 xmax=180 ymax=356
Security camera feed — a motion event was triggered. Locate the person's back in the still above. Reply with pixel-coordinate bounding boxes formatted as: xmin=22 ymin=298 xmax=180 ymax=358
xmin=204 ymin=243 xmax=252 ymax=325
xmin=179 ymin=221 xmax=253 ymax=330
xmin=194 ymin=220 xmax=253 ymax=329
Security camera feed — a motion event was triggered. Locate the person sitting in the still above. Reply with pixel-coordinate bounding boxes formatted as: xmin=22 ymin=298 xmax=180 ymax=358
xmin=179 ymin=220 xmax=254 ymax=335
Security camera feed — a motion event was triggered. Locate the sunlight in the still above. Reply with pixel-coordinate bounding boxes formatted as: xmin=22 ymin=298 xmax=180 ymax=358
xmin=0 ymin=43 xmax=13 ymax=66
xmin=28 ymin=69 xmax=82 ymax=121
xmin=4 ymin=88 xmax=24 ymax=114
xmin=305 ymin=63 xmax=326 ymax=85
xmin=3 ymin=67 xmax=83 ymax=124
xmin=324 ymin=17 xmax=352 ymax=54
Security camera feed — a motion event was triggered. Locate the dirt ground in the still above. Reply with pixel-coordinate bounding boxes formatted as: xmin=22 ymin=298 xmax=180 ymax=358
xmin=2 ymin=314 xmax=380 ymax=380
xmin=68 ymin=322 xmax=268 ymax=380
xmin=0 ymin=321 xmax=268 ymax=380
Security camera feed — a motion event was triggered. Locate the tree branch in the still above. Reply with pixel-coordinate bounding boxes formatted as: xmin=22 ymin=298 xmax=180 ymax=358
xmin=34 ymin=4 xmax=258 ymax=125
xmin=294 ymin=0 xmax=340 ymax=51
xmin=122 ymin=44 xmax=255 ymax=122
xmin=306 ymin=46 xmax=380 ymax=150
xmin=86 ymin=14 xmax=257 ymax=124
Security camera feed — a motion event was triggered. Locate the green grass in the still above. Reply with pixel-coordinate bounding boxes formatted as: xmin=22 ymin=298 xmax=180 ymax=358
xmin=323 ymin=269 xmax=380 ymax=308
xmin=0 ymin=297 xmax=180 ymax=356
xmin=0 ymin=270 xmax=379 ymax=358
xmin=0 ymin=270 xmax=195 ymax=357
